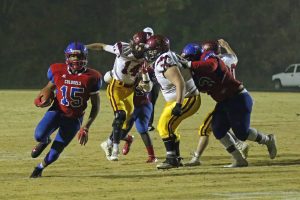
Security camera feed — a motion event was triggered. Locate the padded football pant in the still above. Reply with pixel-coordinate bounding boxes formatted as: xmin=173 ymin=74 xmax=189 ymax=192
xmin=212 ymin=91 xmax=253 ymax=141
xmin=34 ymin=109 xmax=83 ymax=165
xmin=157 ymin=94 xmax=201 ymax=141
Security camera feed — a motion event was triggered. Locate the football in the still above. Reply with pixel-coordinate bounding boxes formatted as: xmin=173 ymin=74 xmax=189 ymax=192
xmin=34 ymin=88 xmax=55 ymax=107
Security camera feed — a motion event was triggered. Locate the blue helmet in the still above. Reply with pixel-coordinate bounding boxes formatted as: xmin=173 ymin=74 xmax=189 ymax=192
xmin=65 ymin=42 xmax=88 ymax=71
xmin=181 ymin=43 xmax=202 ymax=61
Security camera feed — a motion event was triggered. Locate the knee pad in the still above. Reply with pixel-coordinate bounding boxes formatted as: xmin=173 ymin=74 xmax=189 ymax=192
xmin=112 ymin=110 xmax=126 ymax=129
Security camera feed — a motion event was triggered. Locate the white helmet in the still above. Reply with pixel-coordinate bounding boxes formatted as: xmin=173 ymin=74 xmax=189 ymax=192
xmin=143 ymin=27 xmax=154 ymax=38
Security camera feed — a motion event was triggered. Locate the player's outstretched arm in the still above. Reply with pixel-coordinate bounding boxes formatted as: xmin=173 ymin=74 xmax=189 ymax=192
xmin=77 ymin=93 xmax=100 ymax=146
xmin=218 ymin=39 xmax=237 ymax=57
xmin=85 ymin=43 xmax=107 ymax=51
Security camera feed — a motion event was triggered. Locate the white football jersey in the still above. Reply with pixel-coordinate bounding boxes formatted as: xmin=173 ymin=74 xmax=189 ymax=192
xmin=104 ymin=42 xmax=142 ymax=85
xmin=219 ymin=53 xmax=238 ymax=78
xmin=153 ymin=51 xmax=198 ymax=102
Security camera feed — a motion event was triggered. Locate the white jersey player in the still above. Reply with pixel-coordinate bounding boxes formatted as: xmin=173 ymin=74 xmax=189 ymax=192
xmin=143 ymin=35 xmax=201 ymax=170
xmin=86 ymin=32 xmax=149 ymax=161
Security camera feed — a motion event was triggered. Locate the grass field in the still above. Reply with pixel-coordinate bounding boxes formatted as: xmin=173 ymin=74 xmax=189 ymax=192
xmin=0 ymin=90 xmax=300 ymax=200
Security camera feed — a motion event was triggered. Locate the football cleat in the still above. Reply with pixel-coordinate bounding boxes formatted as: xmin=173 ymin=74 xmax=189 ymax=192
xmin=122 ymin=135 xmax=134 ymax=155
xmin=236 ymin=141 xmax=249 ymax=159
xmin=146 ymin=156 xmax=158 ymax=163
xmin=223 ymin=158 xmax=248 ymax=168
xmin=109 ymin=149 xmax=119 ymax=161
xmin=266 ymin=134 xmax=277 ymax=159
xmin=184 ymin=152 xmax=201 ymax=167
xmin=100 ymin=141 xmax=112 ymax=161
xmin=148 ymin=126 xmax=155 ymax=132
xmin=156 ymin=156 xmax=179 ymax=170
xmin=31 ymin=137 xmax=51 ymax=158
xmin=30 ymin=167 xmax=43 ymax=178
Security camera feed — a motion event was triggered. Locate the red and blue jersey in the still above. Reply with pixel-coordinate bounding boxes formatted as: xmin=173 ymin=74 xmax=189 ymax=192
xmin=191 ymin=52 xmax=241 ymax=102
xmin=48 ymin=63 xmax=102 ymax=118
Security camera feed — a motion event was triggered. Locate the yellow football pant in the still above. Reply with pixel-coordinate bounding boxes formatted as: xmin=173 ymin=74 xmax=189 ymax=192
xmin=157 ymin=94 xmax=201 ymax=141
xmin=198 ymin=110 xmax=214 ymax=136
xmin=106 ymin=79 xmax=134 ymax=130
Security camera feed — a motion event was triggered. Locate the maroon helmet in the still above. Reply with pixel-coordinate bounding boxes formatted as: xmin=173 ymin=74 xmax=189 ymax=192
xmin=131 ymin=32 xmax=148 ymax=59
xmin=144 ymin=35 xmax=170 ymax=62
xmin=201 ymin=40 xmax=221 ymax=54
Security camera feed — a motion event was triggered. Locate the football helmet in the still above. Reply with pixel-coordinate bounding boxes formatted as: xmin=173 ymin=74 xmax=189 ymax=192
xmin=144 ymin=35 xmax=170 ymax=62
xmin=65 ymin=42 xmax=88 ymax=71
xmin=143 ymin=27 xmax=154 ymax=39
xmin=131 ymin=31 xmax=148 ymax=59
xmin=181 ymin=43 xmax=202 ymax=61
xmin=201 ymin=40 xmax=221 ymax=54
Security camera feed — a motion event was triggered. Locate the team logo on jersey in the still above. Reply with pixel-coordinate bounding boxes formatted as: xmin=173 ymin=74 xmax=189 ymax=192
xmin=197 ymin=77 xmax=215 ymax=88
xmin=62 ymin=74 xmax=66 ymax=78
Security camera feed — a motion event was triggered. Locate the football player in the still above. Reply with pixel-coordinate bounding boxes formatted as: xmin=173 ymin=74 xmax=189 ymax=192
xmin=86 ymin=31 xmax=148 ymax=161
xmin=141 ymin=27 xmax=160 ymax=132
xmin=103 ymin=62 xmax=158 ymax=163
xmin=181 ymin=41 xmax=277 ymax=167
xmin=143 ymin=35 xmax=201 ymax=169
xmin=30 ymin=42 xmax=102 ymax=178
xmin=183 ymin=40 xmax=249 ymax=166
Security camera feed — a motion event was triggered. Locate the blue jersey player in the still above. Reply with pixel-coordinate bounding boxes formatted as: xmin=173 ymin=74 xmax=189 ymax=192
xmin=30 ymin=42 xmax=102 ymax=178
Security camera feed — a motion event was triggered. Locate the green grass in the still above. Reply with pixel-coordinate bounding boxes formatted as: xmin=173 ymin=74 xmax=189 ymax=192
xmin=0 ymin=90 xmax=300 ymax=200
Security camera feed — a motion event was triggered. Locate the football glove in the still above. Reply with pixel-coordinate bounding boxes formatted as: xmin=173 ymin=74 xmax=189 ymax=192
xmin=78 ymin=127 xmax=89 ymax=146
xmin=171 ymin=103 xmax=182 ymax=116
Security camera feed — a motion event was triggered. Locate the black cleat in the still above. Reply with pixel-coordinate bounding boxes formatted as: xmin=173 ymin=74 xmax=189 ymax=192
xmin=156 ymin=156 xmax=179 ymax=170
xmin=30 ymin=167 xmax=43 ymax=178
xmin=31 ymin=138 xmax=51 ymax=158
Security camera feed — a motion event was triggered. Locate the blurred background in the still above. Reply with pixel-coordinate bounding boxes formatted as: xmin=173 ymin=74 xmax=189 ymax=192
xmin=1 ymin=0 xmax=299 ymax=89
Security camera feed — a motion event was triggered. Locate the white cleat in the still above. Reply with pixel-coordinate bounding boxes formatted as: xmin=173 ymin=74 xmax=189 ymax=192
xmin=184 ymin=152 xmax=201 ymax=167
xmin=100 ymin=141 xmax=112 ymax=161
xmin=109 ymin=149 xmax=119 ymax=161
xmin=236 ymin=141 xmax=249 ymax=159
xmin=266 ymin=134 xmax=277 ymax=159
xmin=224 ymin=158 xmax=248 ymax=168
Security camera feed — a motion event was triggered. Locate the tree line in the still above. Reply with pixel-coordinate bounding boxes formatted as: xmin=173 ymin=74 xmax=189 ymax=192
xmin=0 ymin=0 xmax=299 ymax=89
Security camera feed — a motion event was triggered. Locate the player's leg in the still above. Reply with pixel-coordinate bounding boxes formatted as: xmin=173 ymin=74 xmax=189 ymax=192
xmin=156 ymin=95 xmax=200 ymax=169
xmin=121 ymin=112 xmax=136 ymax=155
xmin=30 ymin=116 xmax=82 ymax=178
xmin=148 ymin=83 xmax=160 ymax=131
xmin=227 ymin=130 xmax=249 ymax=159
xmin=134 ymin=103 xmax=157 ymax=163
xmin=229 ymin=92 xmax=277 ymax=159
xmin=106 ymin=80 xmax=134 ymax=161
xmin=212 ymin=104 xmax=248 ymax=168
xmin=31 ymin=110 xmax=60 ymax=158
xmin=185 ymin=111 xmax=213 ymax=166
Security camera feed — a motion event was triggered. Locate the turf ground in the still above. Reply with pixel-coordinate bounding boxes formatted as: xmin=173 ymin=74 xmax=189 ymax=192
xmin=0 ymin=90 xmax=300 ymax=200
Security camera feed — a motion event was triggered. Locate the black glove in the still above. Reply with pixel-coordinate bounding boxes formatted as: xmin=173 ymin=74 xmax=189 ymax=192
xmin=172 ymin=103 xmax=182 ymax=116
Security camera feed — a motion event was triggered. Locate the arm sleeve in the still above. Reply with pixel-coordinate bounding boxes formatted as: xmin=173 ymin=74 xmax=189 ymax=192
xmin=191 ymin=58 xmax=218 ymax=73
xmin=103 ymin=45 xmax=115 ymax=54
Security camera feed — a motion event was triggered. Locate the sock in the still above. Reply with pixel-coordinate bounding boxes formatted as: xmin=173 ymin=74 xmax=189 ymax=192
xmin=174 ymin=141 xmax=180 ymax=157
xmin=247 ymin=128 xmax=269 ymax=144
xmin=146 ymin=145 xmax=155 ymax=157
xmin=37 ymin=163 xmax=44 ymax=169
xmin=220 ymin=133 xmax=244 ymax=161
xmin=107 ymin=138 xmax=113 ymax=147
xmin=113 ymin=143 xmax=119 ymax=152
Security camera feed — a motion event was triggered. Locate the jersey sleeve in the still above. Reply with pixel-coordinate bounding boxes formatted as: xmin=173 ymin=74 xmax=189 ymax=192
xmin=104 ymin=42 xmax=131 ymax=57
xmin=90 ymin=72 xmax=102 ymax=95
xmin=155 ymin=52 xmax=179 ymax=73
xmin=47 ymin=66 xmax=54 ymax=83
